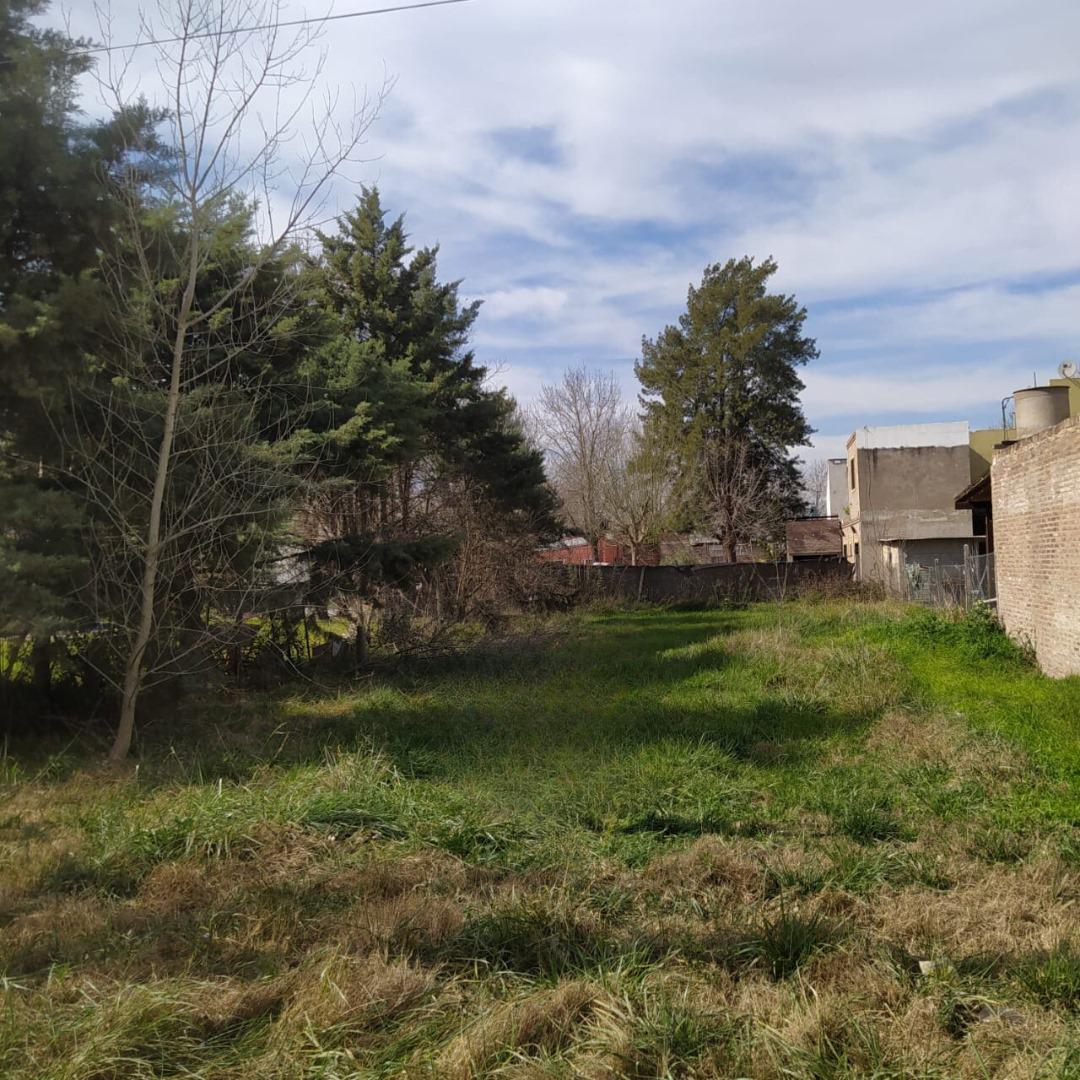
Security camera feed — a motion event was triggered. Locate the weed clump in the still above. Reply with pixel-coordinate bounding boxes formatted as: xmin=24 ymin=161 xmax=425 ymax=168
xmin=904 ymin=602 xmax=1031 ymax=665
xmin=734 ymin=903 xmax=840 ymax=980
xmin=1013 ymin=943 xmax=1080 ymax=1012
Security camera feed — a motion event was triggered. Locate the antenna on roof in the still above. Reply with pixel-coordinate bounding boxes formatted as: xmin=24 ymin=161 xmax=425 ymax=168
xmin=1059 ymin=360 xmax=1079 ymax=380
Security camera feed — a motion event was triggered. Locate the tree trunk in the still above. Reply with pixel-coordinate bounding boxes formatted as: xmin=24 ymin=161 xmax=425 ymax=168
xmin=353 ymin=622 xmax=369 ymax=668
xmin=110 ymin=251 xmax=197 ymax=761
xmin=31 ymin=638 xmax=52 ymax=695
xmin=724 ymin=536 xmax=737 ymax=564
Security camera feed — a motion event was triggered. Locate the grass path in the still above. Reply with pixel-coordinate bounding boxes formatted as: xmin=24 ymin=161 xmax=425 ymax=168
xmin=1 ymin=600 xmax=1078 ymax=1077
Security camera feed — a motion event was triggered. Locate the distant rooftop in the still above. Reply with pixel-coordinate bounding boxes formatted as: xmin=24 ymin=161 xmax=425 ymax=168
xmin=786 ymin=517 xmax=842 ymax=558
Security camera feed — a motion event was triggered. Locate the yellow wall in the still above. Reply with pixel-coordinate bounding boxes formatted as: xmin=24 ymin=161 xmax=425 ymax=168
xmin=1050 ymin=377 xmax=1080 ymax=416
xmin=968 ymin=378 xmax=1080 ymax=481
xmin=969 ymin=428 xmax=1002 ymax=480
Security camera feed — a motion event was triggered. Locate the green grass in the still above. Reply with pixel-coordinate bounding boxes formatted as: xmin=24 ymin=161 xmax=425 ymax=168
xmin=1 ymin=598 xmax=1078 ymax=1077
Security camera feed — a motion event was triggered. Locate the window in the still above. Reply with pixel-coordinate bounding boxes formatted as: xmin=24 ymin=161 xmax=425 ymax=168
xmin=849 ymin=456 xmax=856 ymax=490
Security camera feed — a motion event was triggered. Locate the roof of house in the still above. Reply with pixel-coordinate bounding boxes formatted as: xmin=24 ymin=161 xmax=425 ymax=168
xmin=541 ymin=536 xmax=590 ymax=550
xmin=785 ymin=516 xmax=842 ymax=557
xmin=954 ymin=472 xmax=991 ymax=510
xmin=878 ymin=534 xmax=978 ymax=544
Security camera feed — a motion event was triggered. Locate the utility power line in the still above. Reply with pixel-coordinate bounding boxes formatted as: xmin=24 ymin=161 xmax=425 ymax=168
xmin=47 ymin=0 xmax=474 ymax=59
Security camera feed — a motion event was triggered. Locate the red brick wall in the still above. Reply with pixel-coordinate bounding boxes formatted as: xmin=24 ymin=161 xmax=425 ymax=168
xmin=992 ymin=414 xmax=1080 ymax=677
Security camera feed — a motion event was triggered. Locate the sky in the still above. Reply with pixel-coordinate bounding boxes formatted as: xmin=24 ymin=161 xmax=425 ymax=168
xmin=55 ymin=0 xmax=1080 ymax=461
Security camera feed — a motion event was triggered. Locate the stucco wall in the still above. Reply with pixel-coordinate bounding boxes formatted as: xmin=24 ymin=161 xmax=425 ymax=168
xmin=992 ymin=414 xmax=1080 ymax=677
xmin=846 ymin=443 xmax=974 ymax=582
xmin=825 ymin=459 xmax=848 ymax=520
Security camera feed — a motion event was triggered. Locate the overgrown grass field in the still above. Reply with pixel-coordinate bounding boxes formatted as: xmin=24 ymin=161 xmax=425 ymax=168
xmin=2 ymin=600 xmax=1078 ymax=1077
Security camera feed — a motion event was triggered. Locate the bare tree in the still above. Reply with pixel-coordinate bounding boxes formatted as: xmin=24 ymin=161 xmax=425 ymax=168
xmin=800 ymin=457 xmax=830 ymax=516
xmin=703 ymin=439 xmax=785 ymax=563
xmin=74 ymin=0 xmax=386 ymax=760
xmin=601 ymin=422 xmax=672 ymax=565
xmin=534 ymin=366 xmax=628 ymax=554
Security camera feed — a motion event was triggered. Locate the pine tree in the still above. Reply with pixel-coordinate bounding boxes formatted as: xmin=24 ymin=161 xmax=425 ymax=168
xmin=636 ymin=256 xmax=815 ymax=558
xmin=300 ymin=188 xmax=555 ymax=656
xmin=0 ymin=1 xmax=159 ymax=649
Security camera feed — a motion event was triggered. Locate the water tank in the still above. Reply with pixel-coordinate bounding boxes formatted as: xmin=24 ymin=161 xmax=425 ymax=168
xmin=1013 ymin=385 xmax=1070 ymax=439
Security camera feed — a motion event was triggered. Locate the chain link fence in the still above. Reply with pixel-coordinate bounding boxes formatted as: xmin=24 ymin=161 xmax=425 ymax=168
xmin=902 ymin=548 xmax=995 ymax=610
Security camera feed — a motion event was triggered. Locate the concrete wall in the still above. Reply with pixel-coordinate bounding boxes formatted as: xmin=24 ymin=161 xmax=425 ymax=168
xmin=852 ymin=421 xmax=969 ymax=450
xmin=576 ymin=560 xmax=853 ymax=604
xmin=844 ymin=440 xmax=974 ymax=582
xmin=970 ymin=428 xmax=1006 ymax=480
xmin=1050 ymin=377 xmax=1080 ymax=418
xmin=825 ymin=458 xmax=848 ymax=519
xmin=992 ymin=414 xmax=1080 ymax=677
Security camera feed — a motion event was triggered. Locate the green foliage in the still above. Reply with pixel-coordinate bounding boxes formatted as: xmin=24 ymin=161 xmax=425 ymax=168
xmin=902 ymin=602 xmax=1031 ymax=665
xmin=305 ymin=186 xmax=553 ymax=522
xmin=1013 ymin=943 xmax=1080 ymax=1012
xmin=445 ymin=898 xmax=620 ymax=977
xmin=635 ymin=255 xmax=816 ymax=530
xmin=734 ymin=903 xmax=839 ymax=979
xmin=825 ymin=792 xmax=911 ymax=845
xmin=0 ymin=1 xmax=104 ymax=637
xmin=293 ymin=188 xmax=556 ymax=626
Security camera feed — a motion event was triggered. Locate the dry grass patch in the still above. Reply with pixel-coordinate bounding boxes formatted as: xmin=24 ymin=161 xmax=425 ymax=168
xmin=320 ymin=848 xmax=472 ymax=900
xmin=329 ymin=892 xmax=466 ymax=955
xmin=273 ymin=951 xmax=437 ymax=1041
xmin=435 ymin=978 xmax=604 ymax=1079
xmin=869 ymin=859 xmax=1079 ymax=959
xmin=0 ymin=896 xmax=125 ymax=975
xmin=642 ymin=835 xmax=768 ymax=906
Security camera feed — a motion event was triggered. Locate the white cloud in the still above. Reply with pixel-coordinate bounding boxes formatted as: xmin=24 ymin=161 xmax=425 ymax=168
xmin=483 ymin=286 xmax=567 ymax=321
xmin=52 ymin=0 xmax=1080 ymax=438
xmin=818 ymin=283 xmax=1080 ymax=348
xmin=800 ymin=358 xmax=1024 ymax=422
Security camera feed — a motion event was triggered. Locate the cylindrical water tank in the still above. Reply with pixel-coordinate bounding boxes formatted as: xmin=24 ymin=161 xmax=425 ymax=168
xmin=1013 ymin=385 xmax=1070 ymax=439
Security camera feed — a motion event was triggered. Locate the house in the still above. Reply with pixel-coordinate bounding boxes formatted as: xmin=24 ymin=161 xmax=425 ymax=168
xmin=841 ymin=421 xmax=976 ymax=587
xmin=595 ymin=537 xmax=661 ymax=565
xmin=537 ymin=535 xmax=661 ymax=566
xmin=537 ymin=536 xmax=593 ymax=565
xmin=785 ymin=516 xmax=843 ymax=561
xmin=658 ymin=534 xmax=769 ymax=564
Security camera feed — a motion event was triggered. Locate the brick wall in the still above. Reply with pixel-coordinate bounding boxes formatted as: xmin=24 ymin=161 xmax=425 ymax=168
xmin=992 ymin=414 xmax=1080 ymax=677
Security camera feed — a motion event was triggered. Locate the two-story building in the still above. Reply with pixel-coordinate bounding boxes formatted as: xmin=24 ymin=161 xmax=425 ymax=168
xmin=841 ymin=421 xmax=976 ymax=586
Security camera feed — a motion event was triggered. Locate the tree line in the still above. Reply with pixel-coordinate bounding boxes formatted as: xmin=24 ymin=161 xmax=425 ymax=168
xmin=533 ymin=257 xmax=817 ymax=565
xmin=1 ymin=0 xmax=818 ymax=759
xmin=0 ymin=0 xmax=555 ymax=758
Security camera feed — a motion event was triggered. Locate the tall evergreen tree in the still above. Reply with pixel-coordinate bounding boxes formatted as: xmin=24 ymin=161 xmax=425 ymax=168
xmin=0 ymin=1 xmax=159 ymax=650
xmin=299 ymin=188 xmax=555 ymax=656
xmin=636 ymin=256 xmax=815 ymax=557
